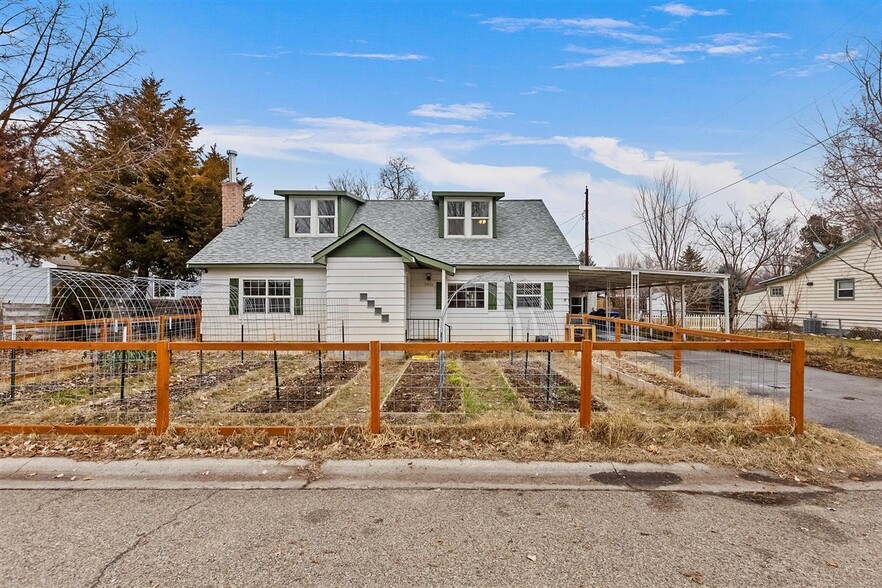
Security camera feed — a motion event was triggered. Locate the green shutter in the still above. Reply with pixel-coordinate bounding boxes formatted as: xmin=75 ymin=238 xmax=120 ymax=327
xmin=284 ymin=197 xmax=290 ymax=237
xmin=504 ymin=282 xmax=514 ymax=310
xmin=492 ymin=199 xmax=497 ymax=238
xmin=544 ymin=282 xmax=554 ymax=310
xmin=229 ymin=278 xmax=239 ymax=315
xmin=436 ymin=282 xmax=442 ymax=309
xmin=294 ymin=278 xmax=304 ymax=315
xmin=488 ymin=282 xmax=497 ymax=310
xmin=438 ymin=201 xmax=444 ymax=237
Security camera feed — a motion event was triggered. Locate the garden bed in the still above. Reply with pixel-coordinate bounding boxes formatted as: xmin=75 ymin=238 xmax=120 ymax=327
xmin=384 ymin=360 xmax=460 ymax=413
xmin=501 ymin=361 xmax=606 ymax=412
xmin=232 ymin=360 xmax=365 ymax=413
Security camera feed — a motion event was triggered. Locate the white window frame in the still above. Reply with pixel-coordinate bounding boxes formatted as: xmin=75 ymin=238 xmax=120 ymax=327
xmin=445 ymin=198 xmax=492 ymax=238
xmin=516 ymin=282 xmax=542 ymax=309
xmin=447 ymin=282 xmax=486 ymax=309
xmin=290 ymin=198 xmax=337 ymax=237
xmin=242 ymin=279 xmax=292 ymax=314
xmin=768 ymin=286 xmax=784 ymax=297
xmin=834 ymin=278 xmax=855 ymax=301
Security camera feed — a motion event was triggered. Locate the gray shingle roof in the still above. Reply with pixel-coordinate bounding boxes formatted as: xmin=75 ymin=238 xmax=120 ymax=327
xmin=188 ymin=198 xmax=579 ymax=267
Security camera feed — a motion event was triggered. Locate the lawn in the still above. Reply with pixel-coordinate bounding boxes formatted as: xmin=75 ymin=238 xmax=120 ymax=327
xmin=738 ymin=330 xmax=882 ymax=379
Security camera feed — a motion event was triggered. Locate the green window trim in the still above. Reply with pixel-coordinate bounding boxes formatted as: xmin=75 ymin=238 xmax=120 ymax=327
xmin=293 ymin=278 xmax=304 ymax=315
xmin=229 ymin=278 xmax=239 ymax=315
xmin=488 ymin=282 xmax=497 ymax=310
xmin=544 ymin=282 xmax=554 ymax=310
xmin=436 ymin=281 xmax=442 ymax=309
xmin=504 ymin=282 xmax=514 ymax=310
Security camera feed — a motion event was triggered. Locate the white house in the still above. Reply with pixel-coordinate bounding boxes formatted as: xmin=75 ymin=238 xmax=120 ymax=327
xmin=188 ymin=183 xmax=579 ymax=343
xmin=737 ymin=233 xmax=882 ymax=334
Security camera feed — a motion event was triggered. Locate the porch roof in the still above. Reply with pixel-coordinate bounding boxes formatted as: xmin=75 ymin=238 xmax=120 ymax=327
xmin=569 ymin=266 xmax=729 ymax=292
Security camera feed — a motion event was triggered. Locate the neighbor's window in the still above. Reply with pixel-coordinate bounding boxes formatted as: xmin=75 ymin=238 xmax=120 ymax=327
xmin=769 ymin=286 xmax=784 ymax=297
xmin=446 ymin=198 xmax=491 ymax=238
xmin=516 ymin=283 xmax=541 ymax=308
xmin=291 ymin=198 xmax=336 ymax=236
xmin=243 ymin=279 xmax=291 ymax=313
xmin=447 ymin=283 xmax=485 ymax=309
xmin=835 ymin=278 xmax=855 ymax=300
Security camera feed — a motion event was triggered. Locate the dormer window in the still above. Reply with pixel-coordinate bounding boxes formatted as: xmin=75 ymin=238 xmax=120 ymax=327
xmin=290 ymin=198 xmax=336 ymax=236
xmin=446 ymin=198 xmax=491 ymax=238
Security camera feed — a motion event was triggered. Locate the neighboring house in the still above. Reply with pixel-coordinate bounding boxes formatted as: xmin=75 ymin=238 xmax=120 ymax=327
xmin=736 ymin=233 xmax=882 ymax=333
xmin=188 ymin=185 xmax=579 ymax=342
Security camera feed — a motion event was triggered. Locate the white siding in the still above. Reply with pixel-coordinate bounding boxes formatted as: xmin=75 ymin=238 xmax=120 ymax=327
xmin=408 ymin=268 xmax=570 ymax=342
xmin=326 ymin=257 xmax=406 ymax=342
xmin=199 ymin=266 xmax=328 ymax=341
xmin=737 ymin=237 xmax=882 ymax=331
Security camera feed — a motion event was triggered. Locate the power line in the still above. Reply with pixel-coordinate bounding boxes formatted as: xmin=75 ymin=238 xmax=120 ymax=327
xmin=590 ymin=131 xmax=843 ymax=242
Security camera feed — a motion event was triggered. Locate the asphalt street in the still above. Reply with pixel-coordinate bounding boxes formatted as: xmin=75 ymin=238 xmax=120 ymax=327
xmin=0 ymin=458 xmax=881 ymax=588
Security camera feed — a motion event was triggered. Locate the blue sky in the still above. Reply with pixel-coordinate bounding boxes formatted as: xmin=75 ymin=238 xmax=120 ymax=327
xmin=114 ymin=0 xmax=881 ymax=264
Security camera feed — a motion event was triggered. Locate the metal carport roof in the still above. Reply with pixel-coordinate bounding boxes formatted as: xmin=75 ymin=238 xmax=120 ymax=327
xmin=569 ymin=266 xmax=729 ymax=292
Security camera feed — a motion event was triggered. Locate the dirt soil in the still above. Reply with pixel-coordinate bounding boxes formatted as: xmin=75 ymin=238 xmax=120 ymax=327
xmin=232 ymin=360 xmax=365 ymax=413
xmin=501 ymin=362 xmax=607 ymax=412
xmin=384 ymin=360 xmax=461 ymax=412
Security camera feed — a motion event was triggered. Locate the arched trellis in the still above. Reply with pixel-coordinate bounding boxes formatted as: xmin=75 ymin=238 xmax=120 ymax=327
xmin=0 ymin=268 xmax=200 ymax=341
xmin=437 ymin=272 xmax=559 ymax=405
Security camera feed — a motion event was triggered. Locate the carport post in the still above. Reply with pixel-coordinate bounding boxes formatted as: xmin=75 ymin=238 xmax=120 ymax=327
xmin=722 ymin=277 xmax=731 ymax=334
xmin=679 ymin=284 xmax=686 ymax=328
xmin=790 ymin=340 xmax=805 ymax=435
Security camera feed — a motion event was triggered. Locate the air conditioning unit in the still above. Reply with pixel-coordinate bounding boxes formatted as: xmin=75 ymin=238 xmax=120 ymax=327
xmin=803 ymin=318 xmax=822 ymax=335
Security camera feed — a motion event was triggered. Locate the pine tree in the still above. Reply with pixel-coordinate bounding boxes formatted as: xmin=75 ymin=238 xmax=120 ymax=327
xmin=794 ymin=214 xmax=844 ymax=267
xmin=69 ymin=78 xmax=251 ymax=279
xmin=677 ymin=245 xmax=709 ymax=312
xmin=578 ymin=250 xmax=596 ymax=266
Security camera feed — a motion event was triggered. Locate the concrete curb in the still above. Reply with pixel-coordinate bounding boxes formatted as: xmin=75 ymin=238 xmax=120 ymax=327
xmin=1 ymin=457 xmax=873 ymax=492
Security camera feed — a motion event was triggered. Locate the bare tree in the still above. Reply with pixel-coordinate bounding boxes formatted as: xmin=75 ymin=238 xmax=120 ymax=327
xmin=632 ymin=165 xmax=699 ymax=322
xmin=328 ymin=169 xmax=377 ymax=200
xmin=0 ymin=0 xmax=137 ymax=261
xmin=377 ymin=155 xmax=427 ymax=200
xmin=813 ymin=40 xmax=882 ymax=287
xmin=696 ymin=195 xmax=797 ymax=330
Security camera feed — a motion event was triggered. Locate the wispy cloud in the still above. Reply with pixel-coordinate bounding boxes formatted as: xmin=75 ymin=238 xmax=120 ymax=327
xmin=559 ymin=32 xmax=787 ymax=68
xmin=816 ymin=49 xmax=858 ymax=63
xmin=776 ymin=48 xmax=859 ymax=77
xmin=235 ymin=49 xmax=292 ymax=59
xmin=480 ymin=17 xmax=664 ymax=44
xmin=651 ymin=3 xmax=727 ymax=17
xmin=521 ymin=85 xmax=564 ymax=95
xmin=410 ymin=102 xmax=513 ymax=121
xmin=312 ymin=52 xmax=428 ymax=61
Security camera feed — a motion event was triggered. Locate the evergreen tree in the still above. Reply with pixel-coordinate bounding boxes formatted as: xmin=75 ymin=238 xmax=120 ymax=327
xmin=578 ymin=250 xmax=596 ymax=266
xmin=677 ymin=245 xmax=705 ymax=273
xmin=69 ymin=78 xmax=252 ymax=279
xmin=794 ymin=214 xmax=844 ymax=266
xmin=677 ymin=245 xmax=709 ymax=312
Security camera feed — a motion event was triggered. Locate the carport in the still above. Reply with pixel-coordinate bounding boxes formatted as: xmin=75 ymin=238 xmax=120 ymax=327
xmin=568 ymin=266 xmax=731 ymax=333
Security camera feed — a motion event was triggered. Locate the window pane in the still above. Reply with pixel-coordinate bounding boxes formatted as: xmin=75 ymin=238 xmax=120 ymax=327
xmin=472 ymin=219 xmax=489 ymax=235
xmin=268 ymin=280 xmax=290 ymax=296
xmin=448 ymin=218 xmax=464 ymax=235
xmin=269 ymin=298 xmax=291 ymax=313
xmin=447 ymin=284 xmax=485 ymax=308
xmin=517 ymin=283 xmax=541 ymax=296
xmin=243 ymin=280 xmax=266 ymax=296
xmin=471 ymin=201 xmax=489 ymax=217
xmin=317 ymin=200 xmax=335 ymax=216
xmin=447 ymin=201 xmax=465 ymax=217
xmin=319 ymin=217 xmax=335 ymax=234
xmin=291 ymin=199 xmax=310 ymax=215
xmin=244 ymin=298 xmax=266 ymax=313
xmin=294 ymin=218 xmax=311 ymax=233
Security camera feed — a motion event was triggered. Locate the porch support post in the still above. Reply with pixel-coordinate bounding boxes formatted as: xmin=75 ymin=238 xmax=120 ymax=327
xmin=722 ymin=276 xmax=731 ymax=334
xmin=680 ymin=284 xmax=686 ymax=328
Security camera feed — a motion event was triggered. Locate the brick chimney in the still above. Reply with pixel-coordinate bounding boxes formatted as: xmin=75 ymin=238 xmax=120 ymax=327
xmin=221 ymin=150 xmax=243 ymax=228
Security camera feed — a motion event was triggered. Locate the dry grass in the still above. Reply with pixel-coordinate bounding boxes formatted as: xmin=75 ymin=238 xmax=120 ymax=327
xmin=738 ymin=330 xmax=882 ymax=378
xmin=1 ymin=350 xmax=880 ymax=482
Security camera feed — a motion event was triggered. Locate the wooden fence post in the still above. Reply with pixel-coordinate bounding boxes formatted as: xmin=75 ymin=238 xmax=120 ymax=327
xmin=790 ymin=339 xmax=805 ymax=435
xmin=370 ymin=340 xmax=380 ymax=434
xmin=580 ymin=340 xmax=593 ymax=429
xmin=672 ymin=327 xmax=682 ymax=376
xmin=155 ymin=340 xmax=171 ymax=435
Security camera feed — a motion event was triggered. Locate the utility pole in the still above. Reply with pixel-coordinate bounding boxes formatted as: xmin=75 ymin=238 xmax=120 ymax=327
xmin=583 ymin=186 xmax=590 ymax=266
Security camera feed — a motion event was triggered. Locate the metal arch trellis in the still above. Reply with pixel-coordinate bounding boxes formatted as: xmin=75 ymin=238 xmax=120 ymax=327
xmin=436 ymin=271 xmax=560 ymax=406
xmin=0 ymin=268 xmax=199 ymax=341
